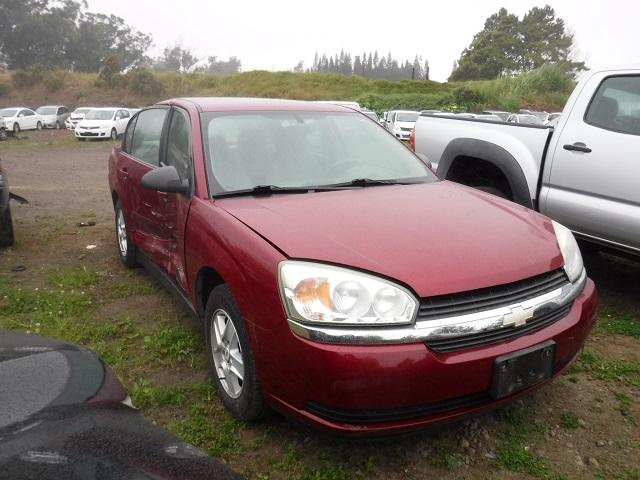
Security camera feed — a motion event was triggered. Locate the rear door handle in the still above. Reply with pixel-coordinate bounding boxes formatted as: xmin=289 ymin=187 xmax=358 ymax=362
xmin=563 ymin=142 xmax=592 ymax=153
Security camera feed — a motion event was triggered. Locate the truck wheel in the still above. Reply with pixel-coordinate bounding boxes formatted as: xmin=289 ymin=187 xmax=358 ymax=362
xmin=204 ymin=285 xmax=268 ymax=421
xmin=0 ymin=206 xmax=15 ymax=247
xmin=114 ymin=200 xmax=138 ymax=267
xmin=13 ymin=123 xmax=20 ymax=134
xmin=474 ymin=185 xmax=509 ymax=200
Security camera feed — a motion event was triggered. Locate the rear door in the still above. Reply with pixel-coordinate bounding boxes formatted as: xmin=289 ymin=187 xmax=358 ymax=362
xmin=542 ymin=72 xmax=640 ymax=252
xmin=115 ymin=109 xmax=130 ymax=135
xmin=116 ymin=107 xmax=170 ymax=256
xmin=20 ymin=110 xmax=36 ymax=129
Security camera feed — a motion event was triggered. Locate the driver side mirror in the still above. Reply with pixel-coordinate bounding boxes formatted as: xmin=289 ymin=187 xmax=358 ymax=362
xmin=141 ymin=166 xmax=189 ymax=194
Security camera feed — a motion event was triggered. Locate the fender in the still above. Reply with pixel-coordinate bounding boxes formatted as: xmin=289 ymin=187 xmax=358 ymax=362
xmin=437 ymin=138 xmax=533 ymax=208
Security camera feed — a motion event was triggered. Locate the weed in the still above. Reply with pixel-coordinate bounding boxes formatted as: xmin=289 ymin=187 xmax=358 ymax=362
xmin=615 ymin=393 xmax=634 ymax=420
xmin=108 ymin=279 xmax=160 ymax=298
xmin=169 ymin=405 xmax=241 ymax=457
xmin=573 ymin=350 xmax=640 ymax=386
xmin=47 ymin=266 xmax=101 ymax=289
xmin=560 ymin=410 xmax=580 ymax=429
xmin=143 ymin=325 xmax=202 ymax=366
xmin=496 ymin=439 xmax=566 ymax=480
xmin=598 ymin=308 xmax=640 ymax=339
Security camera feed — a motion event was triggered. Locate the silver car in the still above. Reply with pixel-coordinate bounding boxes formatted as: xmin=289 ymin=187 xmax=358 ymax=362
xmin=36 ymin=105 xmax=71 ymax=129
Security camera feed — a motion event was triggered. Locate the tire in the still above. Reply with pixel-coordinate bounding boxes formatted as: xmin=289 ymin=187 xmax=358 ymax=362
xmin=13 ymin=123 xmax=20 ymax=134
xmin=204 ymin=285 xmax=268 ymax=421
xmin=114 ymin=200 xmax=138 ymax=267
xmin=110 ymin=128 xmax=117 ymax=141
xmin=36 ymin=122 xmax=42 ymax=131
xmin=0 ymin=205 xmax=15 ymax=247
xmin=55 ymin=121 xmax=61 ymax=130
xmin=473 ymin=185 xmax=509 ymax=199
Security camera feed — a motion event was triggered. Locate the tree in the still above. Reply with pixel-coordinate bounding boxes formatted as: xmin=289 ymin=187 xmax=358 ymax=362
xmin=293 ymin=60 xmax=304 ymax=73
xmin=0 ymin=0 xmax=151 ymax=71
xmin=199 ymin=56 xmax=241 ymax=74
xmin=450 ymin=5 xmax=584 ymax=81
xmin=155 ymin=44 xmax=198 ymax=72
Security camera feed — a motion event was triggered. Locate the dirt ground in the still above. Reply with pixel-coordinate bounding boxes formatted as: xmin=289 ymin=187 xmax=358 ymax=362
xmin=0 ymin=130 xmax=638 ymax=480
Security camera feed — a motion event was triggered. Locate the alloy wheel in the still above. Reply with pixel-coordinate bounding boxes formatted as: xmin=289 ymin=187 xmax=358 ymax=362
xmin=116 ymin=208 xmax=127 ymax=256
xmin=210 ymin=309 xmax=244 ymax=399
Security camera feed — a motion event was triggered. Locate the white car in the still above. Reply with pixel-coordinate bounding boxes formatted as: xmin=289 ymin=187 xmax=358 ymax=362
xmin=36 ymin=105 xmax=70 ymax=129
xmin=385 ymin=110 xmax=420 ymax=140
xmin=75 ymin=108 xmax=133 ymax=141
xmin=0 ymin=107 xmax=43 ymax=133
xmin=65 ymin=107 xmax=93 ymax=130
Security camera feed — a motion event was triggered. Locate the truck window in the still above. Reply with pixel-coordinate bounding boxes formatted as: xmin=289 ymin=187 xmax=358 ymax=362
xmin=585 ymin=75 xmax=640 ymax=135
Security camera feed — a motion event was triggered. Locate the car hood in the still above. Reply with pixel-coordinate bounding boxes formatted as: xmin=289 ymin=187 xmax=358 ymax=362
xmin=78 ymin=119 xmax=112 ymax=128
xmin=217 ymin=181 xmax=564 ymax=297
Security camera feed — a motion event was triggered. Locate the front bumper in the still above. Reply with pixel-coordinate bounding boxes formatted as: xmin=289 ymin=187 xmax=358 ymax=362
xmin=260 ymin=277 xmax=597 ymax=435
xmin=75 ymin=128 xmax=109 ymax=138
xmin=393 ymin=131 xmax=411 ymax=140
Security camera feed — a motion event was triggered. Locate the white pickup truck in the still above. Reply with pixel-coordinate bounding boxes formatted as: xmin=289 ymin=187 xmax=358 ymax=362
xmin=414 ymin=66 xmax=640 ymax=256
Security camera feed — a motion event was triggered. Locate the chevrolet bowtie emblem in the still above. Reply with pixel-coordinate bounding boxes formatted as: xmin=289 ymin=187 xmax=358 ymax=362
xmin=502 ymin=305 xmax=534 ymax=327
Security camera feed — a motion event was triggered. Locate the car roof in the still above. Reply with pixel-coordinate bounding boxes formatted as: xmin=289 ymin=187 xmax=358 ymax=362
xmin=162 ymin=97 xmax=355 ymax=113
xmin=2 ymin=107 xmax=33 ymax=110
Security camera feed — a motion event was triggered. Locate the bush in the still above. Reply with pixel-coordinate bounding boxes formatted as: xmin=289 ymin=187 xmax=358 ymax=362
xmin=44 ymin=69 xmax=67 ymax=92
xmin=127 ymin=67 xmax=164 ymax=98
xmin=0 ymin=81 xmax=9 ymax=96
xmin=11 ymin=65 xmax=46 ymax=89
xmin=96 ymin=55 xmax=125 ymax=89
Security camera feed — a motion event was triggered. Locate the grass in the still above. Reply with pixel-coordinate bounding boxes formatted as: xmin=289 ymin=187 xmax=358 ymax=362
xmin=570 ymin=350 xmax=640 ymax=386
xmin=597 ymin=308 xmax=640 ymax=338
xmin=560 ymin=410 xmax=580 ymax=429
xmin=143 ymin=324 xmax=202 ymax=367
xmin=108 ymin=278 xmax=160 ymax=298
xmin=0 ymin=65 xmax=573 ymax=114
xmin=47 ymin=265 xmax=101 ymax=289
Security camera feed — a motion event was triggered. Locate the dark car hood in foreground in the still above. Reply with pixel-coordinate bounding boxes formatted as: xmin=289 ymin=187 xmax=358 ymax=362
xmin=218 ymin=181 xmax=564 ymax=297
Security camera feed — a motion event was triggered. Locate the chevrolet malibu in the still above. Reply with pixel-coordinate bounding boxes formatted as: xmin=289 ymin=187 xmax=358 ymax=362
xmin=108 ymin=98 xmax=597 ymax=435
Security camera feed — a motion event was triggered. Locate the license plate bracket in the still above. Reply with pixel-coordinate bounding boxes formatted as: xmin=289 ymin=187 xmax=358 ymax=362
xmin=490 ymin=340 xmax=555 ymax=399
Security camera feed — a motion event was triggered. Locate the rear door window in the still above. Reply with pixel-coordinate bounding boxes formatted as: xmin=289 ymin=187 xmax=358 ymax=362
xmin=585 ymin=75 xmax=640 ymax=135
xmin=130 ymin=108 xmax=168 ymax=166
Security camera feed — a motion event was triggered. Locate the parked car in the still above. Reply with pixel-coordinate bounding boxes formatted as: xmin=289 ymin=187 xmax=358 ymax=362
xmin=361 ymin=109 xmax=379 ymax=122
xmin=544 ymin=112 xmax=562 ymax=126
xmin=507 ymin=113 xmax=544 ymax=125
xmin=482 ymin=110 xmax=511 ymax=121
xmin=64 ymin=107 xmax=93 ymax=130
xmin=0 ymin=107 xmax=43 ymax=133
xmin=108 ymin=97 xmax=596 ymax=435
xmin=36 ymin=105 xmax=70 ymax=129
xmin=414 ymin=66 xmax=640 ymax=256
xmin=0 ymin=158 xmax=14 ymax=246
xmin=0 ymin=330 xmax=242 ymax=480
xmin=75 ymin=107 xmax=132 ymax=140
xmin=385 ymin=110 xmax=420 ymax=140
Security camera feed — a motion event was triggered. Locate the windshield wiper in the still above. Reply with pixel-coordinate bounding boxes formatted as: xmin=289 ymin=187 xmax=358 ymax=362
xmin=214 ymin=185 xmax=336 ymax=198
xmin=328 ymin=178 xmax=421 ymax=188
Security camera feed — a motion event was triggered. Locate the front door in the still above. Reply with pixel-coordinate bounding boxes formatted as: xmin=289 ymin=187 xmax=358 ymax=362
xmin=542 ymin=73 xmax=640 ymax=251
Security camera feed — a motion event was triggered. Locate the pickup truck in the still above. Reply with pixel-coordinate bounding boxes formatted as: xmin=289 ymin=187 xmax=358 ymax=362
xmin=414 ymin=66 xmax=640 ymax=256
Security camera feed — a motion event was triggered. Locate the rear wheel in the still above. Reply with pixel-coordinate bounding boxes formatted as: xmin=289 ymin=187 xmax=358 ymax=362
xmin=13 ymin=123 xmax=20 ymax=134
xmin=110 ymin=128 xmax=117 ymax=141
xmin=114 ymin=200 xmax=137 ymax=267
xmin=36 ymin=121 xmax=42 ymax=131
xmin=205 ymin=285 xmax=268 ymax=421
xmin=0 ymin=206 xmax=15 ymax=247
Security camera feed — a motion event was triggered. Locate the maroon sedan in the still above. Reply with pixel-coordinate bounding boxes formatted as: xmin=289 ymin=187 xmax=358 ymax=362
xmin=108 ymin=98 xmax=597 ymax=435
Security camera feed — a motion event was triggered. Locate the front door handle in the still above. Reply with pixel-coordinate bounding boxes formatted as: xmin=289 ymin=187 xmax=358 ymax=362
xmin=563 ymin=142 xmax=592 ymax=153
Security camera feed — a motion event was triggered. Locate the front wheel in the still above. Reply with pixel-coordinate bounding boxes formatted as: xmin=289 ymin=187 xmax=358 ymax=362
xmin=36 ymin=122 xmax=42 ymax=131
xmin=110 ymin=128 xmax=117 ymax=141
xmin=205 ymin=285 xmax=268 ymax=421
xmin=0 ymin=206 xmax=15 ymax=247
xmin=13 ymin=123 xmax=20 ymax=134
xmin=114 ymin=200 xmax=137 ymax=267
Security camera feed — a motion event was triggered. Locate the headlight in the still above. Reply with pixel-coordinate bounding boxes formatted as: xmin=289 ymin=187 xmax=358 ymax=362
xmin=278 ymin=261 xmax=417 ymax=326
xmin=552 ymin=220 xmax=584 ymax=283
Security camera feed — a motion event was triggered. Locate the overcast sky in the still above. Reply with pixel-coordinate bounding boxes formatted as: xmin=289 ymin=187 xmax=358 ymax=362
xmin=86 ymin=0 xmax=640 ymax=82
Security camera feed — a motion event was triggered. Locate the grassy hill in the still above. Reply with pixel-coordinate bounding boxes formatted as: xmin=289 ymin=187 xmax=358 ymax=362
xmin=0 ymin=65 xmax=574 ymax=113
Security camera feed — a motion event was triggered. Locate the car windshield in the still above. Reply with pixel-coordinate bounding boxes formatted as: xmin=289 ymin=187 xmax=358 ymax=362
xmin=396 ymin=112 xmax=419 ymax=122
xmin=85 ymin=109 xmax=115 ymax=120
xmin=202 ymin=111 xmax=436 ymax=195
xmin=73 ymin=108 xmax=91 ymax=115
xmin=0 ymin=109 xmax=18 ymax=117
xmin=36 ymin=107 xmax=57 ymax=115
